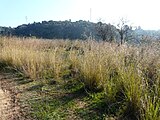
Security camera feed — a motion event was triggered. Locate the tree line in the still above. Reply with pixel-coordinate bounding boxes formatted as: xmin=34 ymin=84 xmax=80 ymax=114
xmin=0 ymin=20 xmax=160 ymax=44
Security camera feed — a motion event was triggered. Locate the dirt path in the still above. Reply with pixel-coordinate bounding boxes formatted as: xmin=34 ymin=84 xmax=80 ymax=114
xmin=0 ymin=88 xmax=11 ymax=120
xmin=0 ymin=73 xmax=25 ymax=120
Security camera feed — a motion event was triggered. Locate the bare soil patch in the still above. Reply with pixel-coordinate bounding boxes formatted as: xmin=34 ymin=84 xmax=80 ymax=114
xmin=0 ymin=73 xmax=30 ymax=120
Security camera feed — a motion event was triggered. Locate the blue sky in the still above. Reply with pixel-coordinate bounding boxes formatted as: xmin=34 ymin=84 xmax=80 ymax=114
xmin=0 ymin=0 xmax=160 ymax=30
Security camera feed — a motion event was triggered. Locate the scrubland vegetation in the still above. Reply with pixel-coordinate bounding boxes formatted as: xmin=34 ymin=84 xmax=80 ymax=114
xmin=0 ymin=37 xmax=160 ymax=120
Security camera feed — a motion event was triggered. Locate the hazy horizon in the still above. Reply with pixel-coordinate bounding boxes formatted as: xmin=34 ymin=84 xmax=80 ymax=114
xmin=1 ymin=0 xmax=160 ymax=30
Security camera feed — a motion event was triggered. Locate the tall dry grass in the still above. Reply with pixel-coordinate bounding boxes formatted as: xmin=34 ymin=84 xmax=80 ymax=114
xmin=0 ymin=36 xmax=159 ymax=119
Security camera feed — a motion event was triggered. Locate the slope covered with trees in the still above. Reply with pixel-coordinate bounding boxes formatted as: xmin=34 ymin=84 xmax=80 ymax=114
xmin=0 ymin=20 xmax=160 ymax=44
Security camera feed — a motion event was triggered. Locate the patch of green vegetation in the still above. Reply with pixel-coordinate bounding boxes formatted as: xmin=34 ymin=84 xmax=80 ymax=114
xmin=31 ymin=98 xmax=69 ymax=120
xmin=28 ymin=80 xmax=81 ymax=119
xmin=20 ymin=77 xmax=113 ymax=120
xmin=75 ymin=93 xmax=106 ymax=120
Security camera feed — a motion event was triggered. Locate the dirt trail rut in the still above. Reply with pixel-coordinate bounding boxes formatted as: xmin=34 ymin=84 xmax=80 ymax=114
xmin=0 ymin=73 xmax=25 ymax=120
xmin=0 ymin=88 xmax=11 ymax=120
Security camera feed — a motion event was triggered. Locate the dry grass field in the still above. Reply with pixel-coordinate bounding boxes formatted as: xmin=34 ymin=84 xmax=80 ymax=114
xmin=0 ymin=37 xmax=159 ymax=120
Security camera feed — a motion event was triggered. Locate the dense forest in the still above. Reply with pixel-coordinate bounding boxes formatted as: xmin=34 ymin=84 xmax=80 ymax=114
xmin=0 ymin=20 xmax=96 ymax=39
xmin=0 ymin=20 xmax=160 ymax=44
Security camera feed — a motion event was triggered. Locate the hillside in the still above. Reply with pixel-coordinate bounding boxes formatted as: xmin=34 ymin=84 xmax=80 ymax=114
xmin=1 ymin=20 xmax=160 ymax=45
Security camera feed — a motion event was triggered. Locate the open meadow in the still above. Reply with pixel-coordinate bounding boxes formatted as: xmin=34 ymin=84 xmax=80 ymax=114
xmin=0 ymin=37 xmax=160 ymax=120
